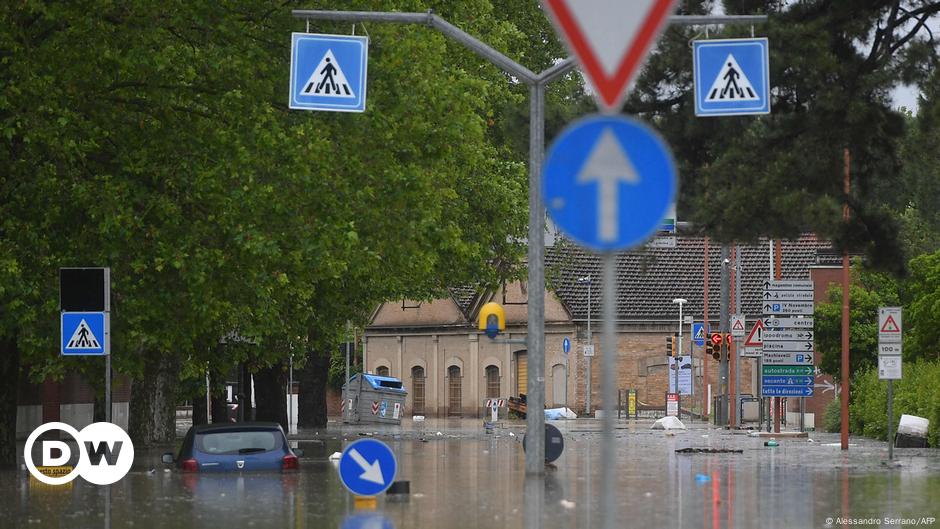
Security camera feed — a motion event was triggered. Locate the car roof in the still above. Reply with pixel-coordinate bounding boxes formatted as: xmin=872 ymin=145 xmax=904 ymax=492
xmin=191 ymin=422 xmax=284 ymax=434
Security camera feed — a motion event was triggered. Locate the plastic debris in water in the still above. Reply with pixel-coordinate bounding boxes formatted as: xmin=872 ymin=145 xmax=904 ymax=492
xmin=764 ymin=440 xmax=779 ymax=447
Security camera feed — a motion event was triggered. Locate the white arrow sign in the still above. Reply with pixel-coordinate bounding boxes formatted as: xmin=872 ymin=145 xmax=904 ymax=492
xmin=578 ymin=128 xmax=639 ymax=242
xmin=814 ymin=379 xmax=835 ymax=394
xmin=348 ymin=448 xmax=385 ymax=485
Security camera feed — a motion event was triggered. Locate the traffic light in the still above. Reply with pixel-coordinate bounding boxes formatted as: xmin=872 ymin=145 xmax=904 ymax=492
xmin=665 ymin=336 xmax=674 ymax=357
xmin=706 ymin=340 xmax=719 ymax=361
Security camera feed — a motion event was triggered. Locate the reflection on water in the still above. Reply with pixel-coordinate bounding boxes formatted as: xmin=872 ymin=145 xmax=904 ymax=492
xmin=3 ymin=420 xmax=939 ymax=529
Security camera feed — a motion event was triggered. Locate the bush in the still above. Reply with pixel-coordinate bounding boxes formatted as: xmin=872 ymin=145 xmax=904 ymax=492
xmin=848 ymin=359 xmax=940 ymax=446
xmin=823 ymin=397 xmax=842 ymax=433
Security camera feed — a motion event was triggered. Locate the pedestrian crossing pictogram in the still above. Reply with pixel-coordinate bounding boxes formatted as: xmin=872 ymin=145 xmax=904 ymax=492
xmin=300 ymin=49 xmax=355 ymax=98
xmin=694 ymin=326 xmax=705 ymax=340
xmin=705 ymin=54 xmax=758 ymax=102
xmin=880 ymin=315 xmax=900 ymax=333
xmin=66 ymin=319 xmax=100 ymax=349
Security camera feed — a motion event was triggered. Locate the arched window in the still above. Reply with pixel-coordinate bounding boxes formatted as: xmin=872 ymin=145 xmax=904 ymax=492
xmin=447 ymin=365 xmax=462 ymax=416
xmin=411 ymin=366 xmax=426 ymax=414
xmin=376 ymin=365 xmax=390 ymax=377
xmin=484 ymin=365 xmax=500 ymax=398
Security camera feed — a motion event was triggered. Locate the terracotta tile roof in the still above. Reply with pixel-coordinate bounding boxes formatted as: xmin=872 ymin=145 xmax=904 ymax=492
xmin=448 ymin=285 xmax=481 ymax=317
xmin=547 ymin=234 xmax=832 ymax=320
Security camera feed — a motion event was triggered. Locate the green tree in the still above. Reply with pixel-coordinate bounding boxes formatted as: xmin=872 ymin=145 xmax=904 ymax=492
xmin=906 ymin=250 xmax=940 ymax=360
xmin=629 ymin=1 xmax=940 ymax=273
xmin=815 ymin=263 xmax=901 ymax=379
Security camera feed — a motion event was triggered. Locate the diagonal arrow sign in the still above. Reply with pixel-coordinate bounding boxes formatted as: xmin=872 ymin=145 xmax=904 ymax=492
xmin=348 ymin=448 xmax=385 ymax=485
xmin=577 ymin=128 xmax=639 ymax=242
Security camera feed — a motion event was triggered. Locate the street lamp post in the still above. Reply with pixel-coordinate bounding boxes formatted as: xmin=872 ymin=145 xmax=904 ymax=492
xmin=672 ymin=298 xmax=687 ymax=419
xmin=578 ymin=276 xmax=592 ymax=416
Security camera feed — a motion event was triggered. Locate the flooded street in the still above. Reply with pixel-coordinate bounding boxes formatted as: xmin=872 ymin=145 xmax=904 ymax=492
xmin=4 ymin=418 xmax=939 ymax=529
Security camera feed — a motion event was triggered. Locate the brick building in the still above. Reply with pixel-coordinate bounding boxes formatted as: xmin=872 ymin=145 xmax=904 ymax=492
xmin=363 ymin=235 xmax=842 ymax=421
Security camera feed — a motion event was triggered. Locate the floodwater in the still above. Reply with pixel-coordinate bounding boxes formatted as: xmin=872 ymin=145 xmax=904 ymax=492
xmin=3 ymin=418 xmax=939 ymax=529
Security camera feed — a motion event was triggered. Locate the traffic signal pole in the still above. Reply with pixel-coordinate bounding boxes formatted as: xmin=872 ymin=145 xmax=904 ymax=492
xmin=719 ymin=244 xmax=730 ymax=426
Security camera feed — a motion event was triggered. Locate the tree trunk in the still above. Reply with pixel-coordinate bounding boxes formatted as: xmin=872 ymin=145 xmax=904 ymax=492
xmin=192 ymin=380 xmax=208 ymax=427
xmin=209 ymin=366 xmax=229 ymax=423
xmin=0 ymin=335 xmax=20 ymax=468
xmin=129 ymin=355 xmax=179 ymax=447
xmin=254 ymin=363 xmax=288 ymax=432
xmin=298 ymin=350 xmax=330 ymax=428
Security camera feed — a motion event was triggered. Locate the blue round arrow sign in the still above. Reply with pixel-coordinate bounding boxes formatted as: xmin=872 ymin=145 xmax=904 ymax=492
xmin=543 ymin=115 xmax=677 ymax=251
xmin=339 ymin=438 xmax=397 ymax=496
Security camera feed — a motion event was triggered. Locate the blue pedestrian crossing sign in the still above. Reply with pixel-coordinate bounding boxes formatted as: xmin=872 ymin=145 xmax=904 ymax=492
xmin=544 ymin=115 xmax=677 ymax=252
xmin=61 ymin=312 xmax=107 ymax=355
xmin=693 ymin=38 xmax=770 ymax=117
xmin=339 ymin=439 xmax=397 ymax=497
xmin=290 ymin=33 xmax=368 ymax=113
xmin=693 ymin=323 xmax=706 ymax=347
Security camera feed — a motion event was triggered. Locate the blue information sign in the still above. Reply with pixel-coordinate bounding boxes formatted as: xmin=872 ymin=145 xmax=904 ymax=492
xmin=693 ymin=38 xmax=770 ymax=117
xmin=544 ymin=115 xmax=677 ymax=252
xmin=762 ymin=376 xmax=813 ymax=387
xmin=339 ymin=439 xmax=397 ymax=496
xmin=562 ymin=337 xmax=571 ymax=354
xmin=289 ymin=33 xmax=368 ymax=113
xmin=61 ymin=312 xmax=106 ymax=356
xmin=762 ymin=385 xmax=813 ymax=397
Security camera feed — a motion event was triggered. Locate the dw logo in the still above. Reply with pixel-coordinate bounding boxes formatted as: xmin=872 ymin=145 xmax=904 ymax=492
xmin=24 ymin=422 xmax=134 ymax=485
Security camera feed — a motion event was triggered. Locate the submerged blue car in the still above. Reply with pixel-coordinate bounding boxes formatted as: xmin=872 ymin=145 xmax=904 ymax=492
xmin=163 ymin=422 xmax=301 ymax=472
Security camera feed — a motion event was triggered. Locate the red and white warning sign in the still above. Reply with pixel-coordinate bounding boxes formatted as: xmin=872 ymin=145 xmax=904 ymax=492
xmin=540 ymin=0 xmax=679 ymax=111
xmin=742 ymin=319 xmax=764 ymax=358
xmin=878 ymin=307 xmax=902 ymax=343
xmin=730 ymin=314 xmax=746 ymax=337
xmin=371 ymin=401 xmax=380 ymax=415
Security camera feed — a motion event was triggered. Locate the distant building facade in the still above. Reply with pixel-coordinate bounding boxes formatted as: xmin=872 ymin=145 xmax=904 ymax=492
xmin=363 ymin=235 xmax=843 ymax=421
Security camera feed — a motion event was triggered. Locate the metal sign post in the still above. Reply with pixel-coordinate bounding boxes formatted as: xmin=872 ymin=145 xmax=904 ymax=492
xmin=878 ymin=307 xmax=902 ymax=461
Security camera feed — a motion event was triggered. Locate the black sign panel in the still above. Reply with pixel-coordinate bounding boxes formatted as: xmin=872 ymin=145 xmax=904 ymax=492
xmin=60 ymin=268 xmax=108 ymax=311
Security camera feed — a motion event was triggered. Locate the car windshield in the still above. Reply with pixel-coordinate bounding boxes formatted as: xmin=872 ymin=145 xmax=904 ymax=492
xmin=195 ymin=430 xmax=279 ymax=455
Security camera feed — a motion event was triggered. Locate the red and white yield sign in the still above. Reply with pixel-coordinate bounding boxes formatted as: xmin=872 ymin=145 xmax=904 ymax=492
xmin=540 ymin=0 xmax=679 ymax=111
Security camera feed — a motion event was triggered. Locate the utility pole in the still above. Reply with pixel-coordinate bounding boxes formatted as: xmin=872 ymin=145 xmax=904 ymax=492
xmin=719 ymin=244 xmax=730 ymax=426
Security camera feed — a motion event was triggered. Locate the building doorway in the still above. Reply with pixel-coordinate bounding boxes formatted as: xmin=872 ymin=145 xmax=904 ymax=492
xmin=515 ymin=351 xmax=527 ymax=397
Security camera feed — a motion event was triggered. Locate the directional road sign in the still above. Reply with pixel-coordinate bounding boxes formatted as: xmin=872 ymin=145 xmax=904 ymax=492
xmin=693 ymin=38 xmax=770 ymax=117
xmin=563 ymin=337 xmax=571 ymax=354
xmin=338 ymin=439 xmax=397 ymax=496
xmin=762 ymin=386 xmax=813 ymax=397
xmin=544 ymin=115 xmax=677 ymax=251
xmin=763 ymin=330 xmax=814 ymax=341
xmin=762 ymin=316 xmax=814 ymax=329
xmin=761 ymin=351 xmax=814 ymax=365
xmin=61 ymin=312 xmax=107 ymax=356
xmin=761 ymin=376 xmax=813 ymax=386
xmin=692 ymin=323 xmax=705 ymax=347
xmin=763 ymin=280 xmax=814 ymax=291
xmin=762 ymin=340 xmax=813 ymax=352
xmin=763 ymin=365 xmax=814 ymax=376
xmin=289 ymin=33 xmax=369 ymax=113
xmin=541 ymin=0 xmax=678 ymax=111
xmin=762 ymin=301 xmax=814 ymax=315
xmin=762 ymin=290 xmax=814 ymax=301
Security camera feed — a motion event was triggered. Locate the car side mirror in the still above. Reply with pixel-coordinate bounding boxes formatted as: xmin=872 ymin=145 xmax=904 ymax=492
xmin=293 ymin=448 xmax=304 ymax=458
xmin=161 ymin=453 xmax=175 ymax=465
